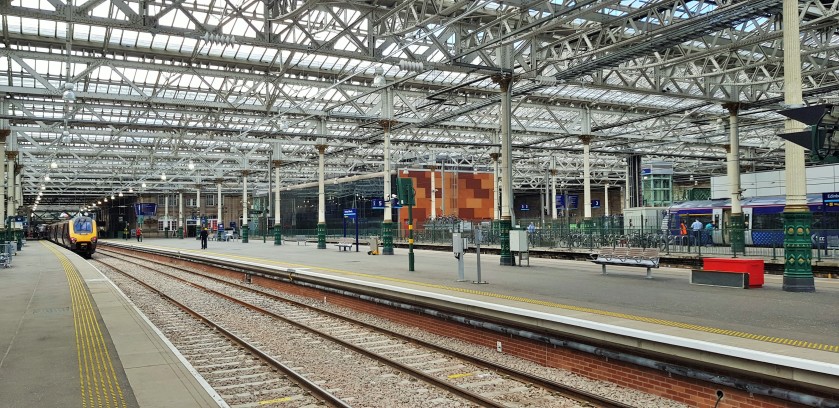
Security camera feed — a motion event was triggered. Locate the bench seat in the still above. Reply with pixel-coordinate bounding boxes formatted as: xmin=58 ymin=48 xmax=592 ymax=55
xmin=337 ymin=237 xmax=354 ymax=251
xmin=591 ymin=247 xmax=660 ymax=279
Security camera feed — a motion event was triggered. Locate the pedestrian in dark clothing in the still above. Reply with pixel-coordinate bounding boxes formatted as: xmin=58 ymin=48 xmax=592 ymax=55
xmin=200 ymin=227 xmax=209 ymax=249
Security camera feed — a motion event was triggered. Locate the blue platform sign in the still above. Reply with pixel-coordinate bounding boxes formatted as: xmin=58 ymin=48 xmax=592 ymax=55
xmin=556 ymin=194 xmax=579 ymax=209
xmin=134 ymin=203 xmax=157 ymax=216
xmin=591 ymin=199 xmax=601 ymax=209
xmin=343 ymin=208 xmax=357 ymax=218
xmin=520 ymin=203 xmax=530 ymax=211
xmin=823 ymin=192 xmax=839 ymax=211
xmin=371 ymin=198 xmax=385 ymax=209
xmin=230 ymin=222 xmax=237 ymax=229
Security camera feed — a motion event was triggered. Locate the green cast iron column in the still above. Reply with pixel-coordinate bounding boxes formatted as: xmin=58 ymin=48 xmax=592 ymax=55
xmin=242 ymin=225 xmax=249 ymax=243
xmin=317 ymin=223 xmax=326 ymax=249
xmin=177 ymin=226 xmax=183 ymax=239
xmin=783 ymin=211 xmax=814 ymax=291
xmin=499 ymin=218 xmax=512 ymax=265
xmin=273 ymin=159 xmax=282 ymax=245
xmin=781 ymin=0 xmax=814 ymax=291
xmin=381 ymin=221 xmax=393 ymax=255
xmin=274 ymin=225 xmax=282 ymax=245
xmin=729 ymin=213 xmax=745 ymax=253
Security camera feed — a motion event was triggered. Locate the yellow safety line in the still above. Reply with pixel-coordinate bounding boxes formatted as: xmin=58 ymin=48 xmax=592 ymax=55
xmin=258 ymin=397 xmax=293 ymax=405
xmin=44 ymin=242 xmax=127 ymax=408
xmin=154 ymin=246 xmax=839 ymax=353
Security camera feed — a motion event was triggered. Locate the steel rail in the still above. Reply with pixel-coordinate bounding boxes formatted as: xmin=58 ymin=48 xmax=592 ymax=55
xmin=100 ymin=259 xmax=352 ymax=408
xmin=101 ymin=247 xmax=634 ymax=408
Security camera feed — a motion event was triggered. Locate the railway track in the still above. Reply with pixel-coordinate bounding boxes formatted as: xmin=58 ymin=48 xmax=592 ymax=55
xmin=97 ymin=247 xmax=636 ymax=408
xmin=94 ymin=257 xmax=349 ymax=408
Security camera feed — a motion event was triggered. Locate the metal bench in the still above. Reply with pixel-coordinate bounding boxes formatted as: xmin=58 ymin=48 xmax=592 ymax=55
xmin=337 ymin=237 xmax=354 ymax=251
xmin=287 ymin=235 xmax=308 ymax=245
xmin=590 ymin=247 xmax=660 ymax=279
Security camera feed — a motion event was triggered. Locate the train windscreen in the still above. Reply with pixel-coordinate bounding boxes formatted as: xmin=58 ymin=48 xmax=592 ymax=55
xmin=73 ymin=218 xmax=94 ymax=234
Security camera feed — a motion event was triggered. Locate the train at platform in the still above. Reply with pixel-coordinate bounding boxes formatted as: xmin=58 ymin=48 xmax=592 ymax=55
xmin=665 ymin=193 xmax=839 ymax=247
xmin=45 ymin=216 xmax=98 ymax=258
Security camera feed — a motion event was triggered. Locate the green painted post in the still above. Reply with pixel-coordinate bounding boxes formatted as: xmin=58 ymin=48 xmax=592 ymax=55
xmin=317 ymin=222 xmax=326 ymax=249
xmin=242 ymin=225 xmax=249 ymax=243
xmin=381 ymin=222 xmax=393 ymax=255
xmin=499 ymin=218 xmax=512 ymax=265
xmin=274 ymin=224 xmax=282 ymax=245
xmin=783 ymin=211 xmax=815 ymax=292
xmin=408 ymin=204 xmax=414 ymax=271
xmin=729 ymin=213 xmax=745 ymax=255
xmin=177 ymin=226 xmax=183 ymax=239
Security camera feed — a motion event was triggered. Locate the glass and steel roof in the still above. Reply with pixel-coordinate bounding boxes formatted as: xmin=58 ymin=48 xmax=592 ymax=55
xmin=1 ymin=0 xmax=838 ymax=210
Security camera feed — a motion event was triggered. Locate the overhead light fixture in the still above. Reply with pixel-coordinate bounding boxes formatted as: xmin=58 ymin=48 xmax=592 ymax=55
xmin=50 ymin=161 xmax=58 ymax=169
xmin=44 ymin=175 xmax=51 ymax=181
xmin=141 ymin=182 xmax=146 ymax=188
xmin=104 ymin=197 xmax=108 ymax=202
xmin=62 ymin=82 xmax=76 ymax=102
xmin=40 ymin=185 xmax=45 ymax=190
xmin=188 ymin=160 xmax=195 ymax=170
xmin=128 ymin=187 xmax=133 ymax=193
xmin=161 ymin=173 xmax=166 ymax=181
xmin=111 ymin=194 xmax=115 ymax=200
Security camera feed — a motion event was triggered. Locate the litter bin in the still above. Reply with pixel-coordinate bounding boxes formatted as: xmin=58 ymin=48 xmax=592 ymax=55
xmin=368 ymin=236 xmax=380 ymax=255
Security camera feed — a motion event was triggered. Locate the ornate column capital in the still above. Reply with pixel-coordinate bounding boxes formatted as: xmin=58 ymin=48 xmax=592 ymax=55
xmin=241 ymin=169 xmax=250 ymax=176
xmin=214 ymin=178 xmax=224 ymax=185
xmin=426 ymin=165 xmax=437 ymax=171
xmin=489 ymin=152 xmax=501 ymax=161
xmin=491 ymin=74 xmax=513 ymax=92
xmin=722 ymin=102 xmax=740 ymax=115
xmin=5 ymin=151 xmax=17 ymax=160
xmin=378 ymin=119 xmax=397 ymax=131
xmin=0 ymin=129 xmax=9 ymax=141
xmin=723 ymin=144 xmax=731 ymax=154
xmin=578 ymin=135 xmax=593 ymax=145
xmin=316 ymin=144 xmax=327 ymax=154
xmin=271 ymin=160 xmax=282 ymax=167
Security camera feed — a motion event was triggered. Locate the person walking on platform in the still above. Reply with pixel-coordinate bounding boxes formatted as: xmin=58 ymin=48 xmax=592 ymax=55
xmin=136 ymin=226 xmax=143 ymax=242
xmin=200 ymin=227 xmax=209 ymax=249
xmin=703 ymin=221 xmax=714 ymax=246
xmin=679 ymin=221 xmax=688 ymax=245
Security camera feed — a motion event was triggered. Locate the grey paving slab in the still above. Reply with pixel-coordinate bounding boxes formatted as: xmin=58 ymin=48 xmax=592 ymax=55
xmin=117 ymin=237 xmax=839 ymax=364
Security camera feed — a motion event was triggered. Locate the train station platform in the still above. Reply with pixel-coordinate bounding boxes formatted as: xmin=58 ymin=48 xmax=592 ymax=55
xmin=100 ymin=237 xmax=839 ymax=400
xmin=0 ymin=241 xmax=221 ymax=408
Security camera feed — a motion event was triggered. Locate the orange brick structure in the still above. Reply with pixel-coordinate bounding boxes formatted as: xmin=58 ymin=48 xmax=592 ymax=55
xmin=401 ymin=170 xmax=494 ymax=226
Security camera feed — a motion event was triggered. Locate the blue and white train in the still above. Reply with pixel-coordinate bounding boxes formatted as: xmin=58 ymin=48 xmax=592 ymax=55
xmin=666 ymin=194 xmax=839 ymax=247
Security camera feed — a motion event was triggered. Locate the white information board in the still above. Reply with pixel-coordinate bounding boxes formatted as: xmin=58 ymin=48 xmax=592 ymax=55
xmin=509 ymin=230 xmax=528 ymax=252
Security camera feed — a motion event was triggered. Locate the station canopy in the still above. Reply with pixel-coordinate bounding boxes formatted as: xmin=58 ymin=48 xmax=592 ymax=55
xmin=1 ymin=0 xmax=838 ymax=211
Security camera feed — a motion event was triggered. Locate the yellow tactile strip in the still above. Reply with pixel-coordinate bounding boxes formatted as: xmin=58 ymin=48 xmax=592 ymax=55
xmin=44 ymin=242 xmax=128 ymax=408
xmin=179 ymin=248 xmax=839 ymax=353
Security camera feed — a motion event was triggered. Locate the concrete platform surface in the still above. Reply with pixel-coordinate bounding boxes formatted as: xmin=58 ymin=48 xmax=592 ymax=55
xmin=0 ymin=241 xmax=221 ymax=408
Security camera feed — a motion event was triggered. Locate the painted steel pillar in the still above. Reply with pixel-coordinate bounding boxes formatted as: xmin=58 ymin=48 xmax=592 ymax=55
xmin=429 ymin=165 xmax=437 ymax=219
xmin=14 ymin=164 xmax=22 ymax=212
xmin=273 ymin=160 xmax=282 ymax=245
xmin=493 ymin=73 xmax=513 ymax=265
xmin=6 ymin=151 xmax=16 ymax=218
xmin=491 ymin=152 xmax=500 ymax=221
xmin=381 ymin=87 xmax=395 ymax=255
xmin=782 ymin=0 xmax=814 ymax=292
xmin=550 ymin=156 xmax=557 ymax=221
xmin=604 ymin=184 xmax=609 ymax=217
xmin=725 ymin=103 xmax=745 ymax=253
xmin=0 ymin=115 xmax=6 ymax=230
xmin=164 ymin=195 xmax=169 ymax=237
xmin=316 ymin=143 xmax=327 ymax=249
xmin=216 ymin=180 xmax=223 ymax=240
xmin=196 ymin=185 xmax=201 ymax=227
xmin=242 ymin=170 xmax=249 ymax=243
xmin=177 ymin=191 xmax=184 ymax=239
xmin=580 ymin=135 xmax=593 ymax=230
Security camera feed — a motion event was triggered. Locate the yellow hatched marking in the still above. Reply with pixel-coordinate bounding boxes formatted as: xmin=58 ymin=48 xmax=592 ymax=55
xmin=44 ymin=242 xmax=128 ymax=408
xmin=447 ymin=372 xmax=474 ymax=379
xmin=259 ymin=397 xmax=293 ymax=404
xmin=149 ymin=245 xmax=839 ymax=353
